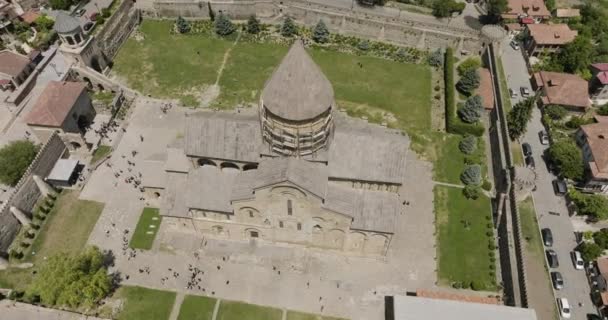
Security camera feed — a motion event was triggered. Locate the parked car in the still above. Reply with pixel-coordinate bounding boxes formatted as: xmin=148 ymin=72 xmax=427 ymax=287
xmin=509 ymin=88 xmax=518 ymax=98
xmin=558 ymin=298 xmax=571 ymax=319
xmin=89 ymin=12 xmax=99 ymax=21
xmin=572 ymin=251 xmax=584 ymax=270
xmin=551 ymin=271 xmax=564 ymax=290
xmin=75 ymin=8 xmax=86 ymax=16
xmin=510 ymin=41 xmax=520 ymax=50
xmin=552 ymin=179 xmax=567 ymax=196
xmin=520 ymin=86 xmax=530 ymax=97
xmin=546 ymin=249 xmax=559 ymax=268
xmin=522 ymin=142 xmax=532 ymax=157
xmin=83 ymin=21 xmax=94 ymax=32
xmin=541 ymin=228 xmax=553 ymax=247
xmin=588 ymin=314 xmax=602 ymax=320
xmin=525 ymin=155 xmax=535 ymax=168
xmin=539 ymin=130 xmax=549 ymax=145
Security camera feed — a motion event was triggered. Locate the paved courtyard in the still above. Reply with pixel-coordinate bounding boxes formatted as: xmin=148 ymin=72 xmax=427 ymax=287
xmin=81 ymin=97 xmax=437 ymax=320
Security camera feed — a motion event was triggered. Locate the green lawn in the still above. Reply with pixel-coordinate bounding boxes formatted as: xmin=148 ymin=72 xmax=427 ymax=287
xmin=26 ymin=190 xmax=104 ymax=261
xmin=129 ymin=207 xmax=162 ymax=250
xmin=518 ymin=196 xmax=543 ymax=257
xmin=286 ymin=311 xmax=347 ymax=320
xmin=91 ymin=145 xmax=112 ymax=163
xmin=216 ymin=300 xmax=283 ymax=320
xmin=433 ymin=134 xmax=488 ymax=184
xmin=177 ymin=295 xmax=216 ymax=320
xmin=434 ymin=185 xmax=495 ymax=290
xmin=112 ymin=20 xmax=232 ymax=106
xmin=0 ymin=267 xmax=34 ymax=291
xmin=116 ymin=286 xmax=176 ymax=320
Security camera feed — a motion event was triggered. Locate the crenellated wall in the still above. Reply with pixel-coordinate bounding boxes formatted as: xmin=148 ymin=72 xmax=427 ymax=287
xmin=0 ymin=133 xmax=67 ymax=254
xmin=146 ymin=0 xmax=482 ymax=52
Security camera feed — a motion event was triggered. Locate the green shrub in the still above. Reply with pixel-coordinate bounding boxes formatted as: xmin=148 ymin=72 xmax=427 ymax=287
xmin=566 ymin=116 xmax=593 ymax=129
xmin=547 ymin=140 xmax=584 ymax=180
xmin=461 ymin=164 xmax=482 ymax=185
xmin=463 ymin=185 xmax=481 ymax=199
xmin=482 ymin=179 xmax=492 ymax=191
xmin=280 ymin=16 xmax=297 ymax=37
xmin=470 ymin=280 xmax=484 ymax=291
xmin=175 ymin=16 xmax=190 ymax=34
xmin=545 ymin=105 xmax=567 ymax=120
xmin=459 ymin=135 xmax=477 ymax=154
xmin=444 ymin=47 xmax=455 ymax=129
xmin=246 ymin=15 xmax=261 ymax=34
xmin=458 ymin=95 xmax=484 ymax=123
xmin=457 ymin=57 xmax=481 ymax=76
xmin=357 ymin=40 xmax=370 ymax=51
xmin=456 ymin=69 xmax=480 ymax=96
xmin=312 ymin=19 xmax=330 ymax=44
xmin=20 ymin=242 xmax=29 ymax=248
xmin=214 ymin=13 xmax=235 ymax=36
xmin=101 ymin=8 xmax=111 ymax=18
xmin=428 ymin=49 xmax=443 ymax=67
xmin=29 ymin=223 xmax=40 ymax=230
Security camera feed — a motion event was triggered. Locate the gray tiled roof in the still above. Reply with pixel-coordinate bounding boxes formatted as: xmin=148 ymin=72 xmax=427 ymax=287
xmin=324 ymin=184 xmax=399 ymax=234
xmin=53 ymin=11 xmax=81 ymax=34
xmin=255 ymin=158 xmax=328 ymax=199
xmin=261 ymin=41 xmax=334 ymax=121
xmin=184 ymin=167 xmax=238 ymax=213
xmin=184 ymin=112 xmax=261 ymax=162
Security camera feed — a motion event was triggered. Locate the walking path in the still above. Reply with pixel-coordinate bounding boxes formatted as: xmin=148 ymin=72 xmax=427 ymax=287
xmin=168 ymin=292 xmax=185 ymax=320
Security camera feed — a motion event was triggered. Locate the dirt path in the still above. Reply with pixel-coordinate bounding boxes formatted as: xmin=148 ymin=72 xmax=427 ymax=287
xmin=214 ymin=32 xmax=242 ymax=86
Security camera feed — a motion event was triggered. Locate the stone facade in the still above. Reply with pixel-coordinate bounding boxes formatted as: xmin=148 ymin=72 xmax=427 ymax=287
xmin=146 ymin=0 xmax=482 ymax=53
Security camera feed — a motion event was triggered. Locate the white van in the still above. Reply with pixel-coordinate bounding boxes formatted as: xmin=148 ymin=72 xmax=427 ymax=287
xmin=572 ymin=251 xmax=584 ymax=270
xmin=558 ymin=298 xmax=571 ymax=319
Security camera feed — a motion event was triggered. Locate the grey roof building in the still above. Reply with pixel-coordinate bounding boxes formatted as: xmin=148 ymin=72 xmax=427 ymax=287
xmin=53 ymin=11 xmax=81 ymax=34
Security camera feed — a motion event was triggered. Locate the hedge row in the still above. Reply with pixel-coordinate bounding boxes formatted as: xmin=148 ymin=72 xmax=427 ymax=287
xmin=444 ymin=47 xmax=484 ymax=137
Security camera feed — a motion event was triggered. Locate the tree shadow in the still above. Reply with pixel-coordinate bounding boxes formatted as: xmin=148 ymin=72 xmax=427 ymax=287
xmin=464 ymin=15 xmax=483 ymax=30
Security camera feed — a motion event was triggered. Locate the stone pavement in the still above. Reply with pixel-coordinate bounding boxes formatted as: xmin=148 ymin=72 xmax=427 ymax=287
xmin=82 ymin=98 xmax=437 ymax=320
xmin=0 ymin=300 xmax=107 ymax=320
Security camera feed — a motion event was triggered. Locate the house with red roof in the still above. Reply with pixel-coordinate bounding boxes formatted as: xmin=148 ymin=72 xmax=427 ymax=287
xmin=533 ymin=71 xmax=590 ymax=112
xmin=591 ymin=63 xmax=608 ymax=105
xmin=0 ymin=49 xmax=35 ymax=90
xmin=24 ymin=81 xmax=96 ymax=151
xmin=577 ymin=116 xmax=608 ymax=194
xmin=524 ymin=24 xmax=577 ymax=57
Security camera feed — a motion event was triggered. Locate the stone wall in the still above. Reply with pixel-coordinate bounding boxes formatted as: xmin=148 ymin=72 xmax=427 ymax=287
xmin=147 ymin=0 xmax=482 ymax=52
xmin=0 ymin=133 xmax=67 ymax=254
xmin=97 ymin=0 xmax=141 ymax=60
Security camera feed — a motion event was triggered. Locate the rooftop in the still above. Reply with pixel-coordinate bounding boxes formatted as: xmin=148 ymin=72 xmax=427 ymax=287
xmin=391 ymin=295 xmax=537 ymax=320
xmin=46 ymin=159 xmax=78 ymax=182
xmin=0 ymin=50 xmax=31 ymax=78
xmin=24 ymin=81 xmax=87 ymax=127
xmin=502 ymin=0 xmax=550 ymax=19
xmin=527 ymin=23 xmax=577 ymax=45
xmin=597 ymin=257 xmax=608 ymax=280
xmin=261 ymin=40 xmax=334 ymax=121
xmin=53 ymin=11 xmax=81 ymax=34
xmin=592 ymin=64 xmax=608 ymax=85
xmin=534 ymin=71 xmax=590 ymax=109
xmin=556 ymin=8 xmax=580 ymax=18
xmin=580 ymin=119 xmax=608 ymax=179
xmin=476 ymin=68 xmax=495 ymax=110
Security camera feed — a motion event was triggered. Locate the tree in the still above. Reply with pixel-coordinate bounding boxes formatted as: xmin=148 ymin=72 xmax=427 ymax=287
xmin=463 ymin=185 xmax=481 ymax=199
xmin=208 ymin=2 xmax=215 ymax=21
xmin=461 ymin=164 xmax=482 ymax=185
xmin=246 ymin=15 xmax=261 ymax=34
xmin=545 ymin=0 xmax=556 ymax=12
xmin=547 ymin=140 xmax=584 ymax=180
xmin=507 ymin=96 xmax=536 ymax=140
xmin=456 ymin=68 xmax=480 ymax=95
xmin=459 ymin=95 xmax=484 ymax=123
xmin=545 ymin=105 xmax=567 ymax=120
xmin=312 ymin=20 xmax=330 ymax=44
xmin=594 ymin=230 xmax=608 ymax=249
xmin=428 ymin=49 xmax=443 ymax=67
xmin=34 ymin=14 xmax=54 ymax=32
xmin=175 ymin=16 xmax=190 ymax=34
xmin=281 ymin=16 xmax=297 ymax=37
xmin=569 ymin=189 xmax=608 ymax=221
xmin=557 ymin=35 xmax=593 ymax=75
xmin=25 ymin=247 xmax=112 ymax=308
xmin=214 ymin=13 xmax=235 ymax=36
xmin=486 ymin=0 xmax=508 ymax=17
xmin=49 ymin=0 xmax=73 ymax=10
xmin=598 ymin=103 xmax=608 ymax=116
xmin=432 ymin=0 xmax=465 ymax=18
xmin=357 ymin=40 xmax=370 ymax=51
xmin=579 ymin=242 xmax=603 ymax=262
xmin=0 ymin=140 xmax=38 ymax=186
xmin=459 ymin=135 xmax=478 ymax=154
xmin=457 ymin=57 xmax=481 ymax=76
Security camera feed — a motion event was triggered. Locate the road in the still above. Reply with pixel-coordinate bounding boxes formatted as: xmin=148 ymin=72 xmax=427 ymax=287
xmin=501 ymin=39 xmax=596 ymax=319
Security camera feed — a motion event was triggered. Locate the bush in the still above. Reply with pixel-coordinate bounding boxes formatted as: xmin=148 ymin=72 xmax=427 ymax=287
xmin=459 ymin=135 xmax=477 ymax=154
xmin=569 ymin=189 xmax=608 ymax=221
xmin=214 ymin=13 xmax=235 ymax=36
xmin=246 ymin=15 xmax=261 ymax=34
xmin=357 ymin=40 xmax=370 ymax=51
xmin=458 ymin=95 xmax=483 ymax=123
xmin=470 ymin=280 xmax=484 ymax=291
xmin=281 ymin=16 xmax=297 ymax=37
xmin=456 ymin=68 xmax=480 ymax=96
xmin=579 ymin=242 xmax=603 ymax=262
xmin=547 ymin=140 xmax=584 ymax=180
xmin=463 ymin=185 xmax=480 ymax=199
xmin=101 ymin=8 xmax=111 ymax=18
xmin=29 ymin=223 xmax=40 ymax=230
xmin=565 ymin=116 xmax=592 ymax=129
xmin=96 ymin=16 xmax=106 ymax=25
xmin=312 ymin=20 xmax=330 ymax=44
xmin=461 ymin=164 xmax=482 ymax=185
xmin=457 ymin=57 xmax=481 ymax=76
xmin=594 ymin=230 xmax=608 ymax=249
xmin=482 ymin=179 xmax=492 ymax=191
xmin=428 ymin=49 xmax=443 ymax=67
xmin=175 ymin=16 xmax=190 ymax=34
xmin=545 ymin=105 xmax=567 ymax=120
xmin=8 ymin=290 xmax=24 ymax=301
xmin=9 ymin=249 xmax=23 ymax=260
xmin=444 ymin=48 xmax=455 ymax=127
xmin=598 ymin=103 xmax=608 ymax=116
xmin=20 ymin=242 xmax=30 ymax=248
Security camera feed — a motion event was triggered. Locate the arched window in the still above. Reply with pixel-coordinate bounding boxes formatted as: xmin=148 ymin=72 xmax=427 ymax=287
xmin=297 ymin=223 xmax=302 ymax=231
xmin=74 ymin=33 xmax=82 ymax=43
xmin=243 ymin=163 xmax=258 ymax=171
xmin=66 ymin=36 xmax=75 ymax=45
xmin=287 ymin=199 xmax=293 ymax=215
xmin=198 ymin=158 xmax=217 ymax=167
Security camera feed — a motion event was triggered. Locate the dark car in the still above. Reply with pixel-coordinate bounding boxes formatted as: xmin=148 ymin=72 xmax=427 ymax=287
xmin=522 ymin=142 xmax=532 ymax=157
xmin=83 ymin=21 xmax=94 ymax=32
xmin=551 ymin=271 xmax=564 ymax=290
xmin=525 ymin=155 xmax=535 ymax=168
xmin=546 ymin=249 xmax=559 ymax=268
xmin=553 ymin=179 xmax=567 ymax=196
xmin=587 ymin=314 xmax=602 ymax=320
xmin=542 ymin=228 xmax=553 ymax=247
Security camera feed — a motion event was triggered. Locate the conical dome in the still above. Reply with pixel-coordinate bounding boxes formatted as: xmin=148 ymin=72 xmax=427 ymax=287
xmin=261 ymin=40 xmax=334 ymax=121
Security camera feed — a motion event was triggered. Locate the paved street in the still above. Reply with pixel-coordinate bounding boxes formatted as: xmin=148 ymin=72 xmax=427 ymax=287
xmin=501 ymin=40 xmax=596 ymax=319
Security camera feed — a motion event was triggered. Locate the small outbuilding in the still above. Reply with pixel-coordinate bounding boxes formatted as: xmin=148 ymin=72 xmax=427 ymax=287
xmin=46 ymin=159 xmax=81 ymax=188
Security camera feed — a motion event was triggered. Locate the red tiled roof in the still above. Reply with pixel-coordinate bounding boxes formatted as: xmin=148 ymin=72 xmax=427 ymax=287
xmin=24 ymin=81 xmax=86 ymax=127
xmin=535 ymin=71 xmax=590 ymax=109
xmin=598 ymin=258 xmax=608 ymax=279
xmin=592 ymin=63 xmax=608 ymax=72
xmin=556 ymin=8 xmax=580 ymax=18
xmin=527 ymin=24 xmax=578 ymax=45
xmin=476 ymin=68 xmax=495 ymax=110
xmin=581 ymin=122 xmax=608 ymax=179
xmin=0 ymin=50 xmax=30 ymax=78
xmin=597 ymin=72 xmax=608 ymax=85
xmin=416 ymin=289 xmax=500 ymax=305
xmin=20 ymin=10 xmax=40 ymax=24
xmin=521 ymin=17 xmax=534 ymax=24
xmin=502 ymin=0 xmax=551 ymax=19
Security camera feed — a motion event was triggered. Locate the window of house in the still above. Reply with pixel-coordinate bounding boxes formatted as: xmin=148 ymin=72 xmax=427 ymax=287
xmin=249 ymin=210 xmax=254 ymax=218
xmin=287 ymin=199 xmax=293 ymax=215
xmin=297 ymin=223 xmax=302 ymax=231
xmin=250 ymin=231 xmax=259 ymax=238
xmin=279 ymin=221 xmax=284 ymax=228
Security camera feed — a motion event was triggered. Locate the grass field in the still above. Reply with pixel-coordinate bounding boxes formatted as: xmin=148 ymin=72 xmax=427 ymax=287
xmin=216 ymin=300 xmax=283 ymax=320
xmin=286 ymin=311 xmax=346 ymax=320
xmin=434 ymin=185 xmax=495 ymax=290
xmin=129 ymin=207 xmax=161 ymax=250
xmin=518 ymin=196 xmax=543 ymax=258
xmin=26 ymin=191 xmax=104 ymax=262
xmin=116 ymin=286 xmax=176 ymax=320
xmin=177 ymin=295 xmax=216 ymax=320
xmin=91 ymin=145 xmax=112 ymax=163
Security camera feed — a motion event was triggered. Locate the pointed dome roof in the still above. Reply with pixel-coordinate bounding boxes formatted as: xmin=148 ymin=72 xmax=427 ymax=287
xmin=261 ymin=40 xmax=334 ymax=121
xmin=54 ymin=11 xmax=81 ymax=34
